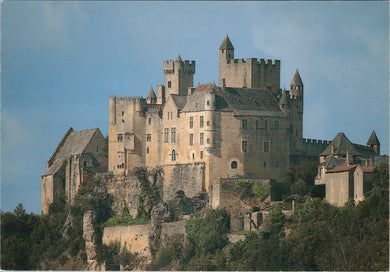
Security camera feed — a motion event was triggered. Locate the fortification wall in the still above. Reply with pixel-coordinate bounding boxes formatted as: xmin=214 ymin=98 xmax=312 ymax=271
xmin=102 ymin=224 xmax=151 ymax=257
xmin=293 ymin=138 xmax=330 ymax=158
xmin=102 ymin=220 xmax=187 ymax=258
xmin=163 ymin=163 xmax=205 ymax=201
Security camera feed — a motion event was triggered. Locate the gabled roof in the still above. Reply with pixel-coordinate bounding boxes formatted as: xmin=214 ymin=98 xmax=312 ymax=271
xmin=147 ymin=87 xmax=156 ymax=99
xmin=367 ymin=130 xmax=380 ymax=146
xmin=171 ymin=95 xmax=188 ymax=110
xmin=320 ymin=132 xmax=361 ymax=156
xmin=291 ymin=69 xmax=303 ymax=85
xmin=52 ymin=128 xmax=100 ymax=160
xmin=219 ymin=35 xmax=234 ymax=50
xmin=326 ymin=164 xmax=357 ymax=173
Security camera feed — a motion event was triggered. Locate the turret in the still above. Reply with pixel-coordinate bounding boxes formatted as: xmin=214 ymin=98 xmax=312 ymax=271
xmin=367 ymin=130 xmax=380 ymax=155
xmin=279 ymin=89 xmax=290 ymax=115
xmin=219 ymin=34 xmax=234 ymax=61
xmin=147 ymin=86 xmax=156 ymax=104
xmin=290 ymin=69 xmax=303 ymax=99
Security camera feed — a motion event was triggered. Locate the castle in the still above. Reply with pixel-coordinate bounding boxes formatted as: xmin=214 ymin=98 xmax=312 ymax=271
xmin=107 ymin=35 xmax=330 ymax=208
xmin=42 ymin=35 xmax=384 ymax=213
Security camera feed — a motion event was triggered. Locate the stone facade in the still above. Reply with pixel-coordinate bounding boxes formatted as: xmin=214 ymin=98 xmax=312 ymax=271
xmin=41 ymin=127 xmax=108 ymax=214
xmin=315 ymin=131 xmax=386 ymax=206
xmin=108 ymin=35 xmax=330 ymax=209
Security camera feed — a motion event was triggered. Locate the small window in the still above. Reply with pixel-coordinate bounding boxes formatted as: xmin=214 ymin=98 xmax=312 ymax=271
xmin=207 ymin=121 xmax=211 ymax=126
xmin=189 ymin=117 xmax=193 ymax=129
xmin=264 ymin=120 xmax=268 ymax=131
xmin=264 ymin=161 xmax=266 ymax=168
xmin=164 ymin=128 xmax=169 ymax=143
xmin=192 ymin=153 xmax=195 ymax=160
xmin=274 ymin=121 xmax=279 ymax=131
xmin=222 ymin=49 xmax=224 ymax=53
xmin=290 ymin=124 xmax=293 ymax=134
xmin=147 ymin=147 xmax=149 ymax=154
xmin=149 ymin=118 xmax=152 ymax=125
xmin=168 ymin=81 xmax=172 ymax=88
xmin=207 ymin=100 xmax=210 ymax=106
xmin=200 ymin=133 xmax=204 ymax=145
xmin=84 ymin=161 xmax=87 ymax=167
xmin=122 ymin=111 xmax=125 ymax=116
xmin=171 ymin=149 xmax=177 ymax=161
xmin=256 ymin=120 xmax=259 ymax=130
xmin=189 ymin=133 xmax=193 ymax=146
xmin=242 ymin=141 xmax=247 ymax=152
xmin=231 ymin=161 xmax=237 ymax=169
xmin=207 ymin=138 xmax=210 ymax=144
xmin=264 ymin=141 xmax=270 ymax=153
xmin=146 ymin=134 xmax=151 ymax=142
xmin=242 ymin=119 xmax=248 ymax=130
xmin=200 ymin=151 xmax=203 ymax=159
xmin=200 ymin=116 xmax=204 ymax=128
xmin=117 ymin=134 xmax=123 ymax=142
xmin=171 ymin=127 xmax=176 ymax=143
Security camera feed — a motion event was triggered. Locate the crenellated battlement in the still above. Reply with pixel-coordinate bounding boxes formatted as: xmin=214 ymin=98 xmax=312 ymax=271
xmin=111 ymin=96 xmax=145 ymax=104
xmin=226 ymin=58 xmax=280 ymax=67
xmin=302 ymin=138 xmax=330 ymax=146
xmin=163 ymin=59 xmax=195 ymax=74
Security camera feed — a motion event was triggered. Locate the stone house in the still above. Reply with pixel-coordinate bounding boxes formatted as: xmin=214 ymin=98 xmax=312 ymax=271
xmin=108 ymin=35 xmax=332 ymax=209
xmin=315 ymin=131 xmax=386 ymax=206
xmin=41 ymin=127 xmax=107 ymax=213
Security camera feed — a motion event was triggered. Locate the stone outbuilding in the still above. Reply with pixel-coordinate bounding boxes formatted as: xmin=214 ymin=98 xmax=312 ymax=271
xmin=41 ymin=127 xmax=107 ymax=214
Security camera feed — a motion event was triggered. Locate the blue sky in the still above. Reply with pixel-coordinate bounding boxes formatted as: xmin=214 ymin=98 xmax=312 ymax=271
xmin=1 ymin=1 xmax=388 ymax=214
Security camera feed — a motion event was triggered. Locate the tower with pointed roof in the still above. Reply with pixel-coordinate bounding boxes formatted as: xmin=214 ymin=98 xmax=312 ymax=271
xmin=367 ymin=130 xmax=380 ymax=155
xmin=147 ymin=86 xmax=156 ymax=104
xmin=163 ymin=54 xmax=195 ymax=97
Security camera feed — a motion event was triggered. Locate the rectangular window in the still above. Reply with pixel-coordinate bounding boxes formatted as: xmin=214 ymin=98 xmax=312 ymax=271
xmin=264 ymin=141 xmax=270 ymax=152
xmin=189 ymin=133 xmax=193 ymax=146
xmin=340 ymin=178 xmax=343 ymax=188
xmin=207 ymin=121 xmax=211 ymax=126
xmin=290 ymin=124 xmax=293 ymax=134
xmin=117 ymin=134 xmax=123 ymax=142
xmin=164 ymin=128 xmax=169 ymax=143
xmin=200 ymin=116 xmax=204 ymax=128
xmin=146 ymin=134 xmax=151 ymax=142
xmin=242 ymin=119 xmax=248 ymax=130
xmin=256 ymin=120 xmax=259 ymax=130
xmin=264 ymin=120 xmax=268 ymax=131
xmin=200 ymin=151 xmax=203 ymax=159
xmin=190 ymin=117 xmax=193 ymax=129
xmin=274 ymin=121 xmax=279 ymax=131
xmin=200 ymin=133 xmax=204 ymax=145
xmin=242 ymin=140 xmax=248 ymax=152
xmin=168 ymin=81 xmax=171 ymax=88
xmin=171 ymin=127 xmax=176 ymax=143
xmin=149 ymin=118 xmax=152 ymax=125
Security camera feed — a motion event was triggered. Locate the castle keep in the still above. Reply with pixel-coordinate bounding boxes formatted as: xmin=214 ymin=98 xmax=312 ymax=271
xmin=107 ymin=35 xmax=327 ymax=208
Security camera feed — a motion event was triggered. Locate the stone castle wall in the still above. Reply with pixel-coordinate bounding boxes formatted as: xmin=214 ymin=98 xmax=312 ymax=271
xmin=102 ymin=220 xmax=187 ymax=258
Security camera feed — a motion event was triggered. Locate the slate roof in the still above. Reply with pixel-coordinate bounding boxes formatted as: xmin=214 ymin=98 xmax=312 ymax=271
xmin=320 ymin=133 xmax=361 ymax=156
xmin=216 ymin=87 xmax=284 ymax=117
xmin=54 ymin=128 xmax=99 ymax=159
xmin=219 ymin=35 xmax=234 ymax=50
xmin=323 ymin=155 xmax=348 ymax=169
xmin=171 ymin=95 xmax=188 ymax=110
xmin=43 ymin=158 xmax=65 ymax=176
xmin=291 ymin=69 xmax=303 ymax=85
xmin=147 ymin=87 xmax=156 ymax=99
xmin=367 ymin=130 xmax=380 ymax=145
xmin=326 ymin=164 xmax=357 ymax=173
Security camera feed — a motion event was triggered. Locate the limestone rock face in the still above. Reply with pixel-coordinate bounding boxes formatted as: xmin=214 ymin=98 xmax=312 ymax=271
xmin=104 ymin=174 xmax=141 ymax=218
xmin=83 ymin=211 xmax=98 ymax=271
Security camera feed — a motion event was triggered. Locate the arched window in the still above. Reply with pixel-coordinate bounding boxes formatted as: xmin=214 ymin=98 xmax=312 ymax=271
xmin=171 ymin=149 xmax=177 ymax=162
xmin=231 ymin=161 xmax=238 ymax=169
